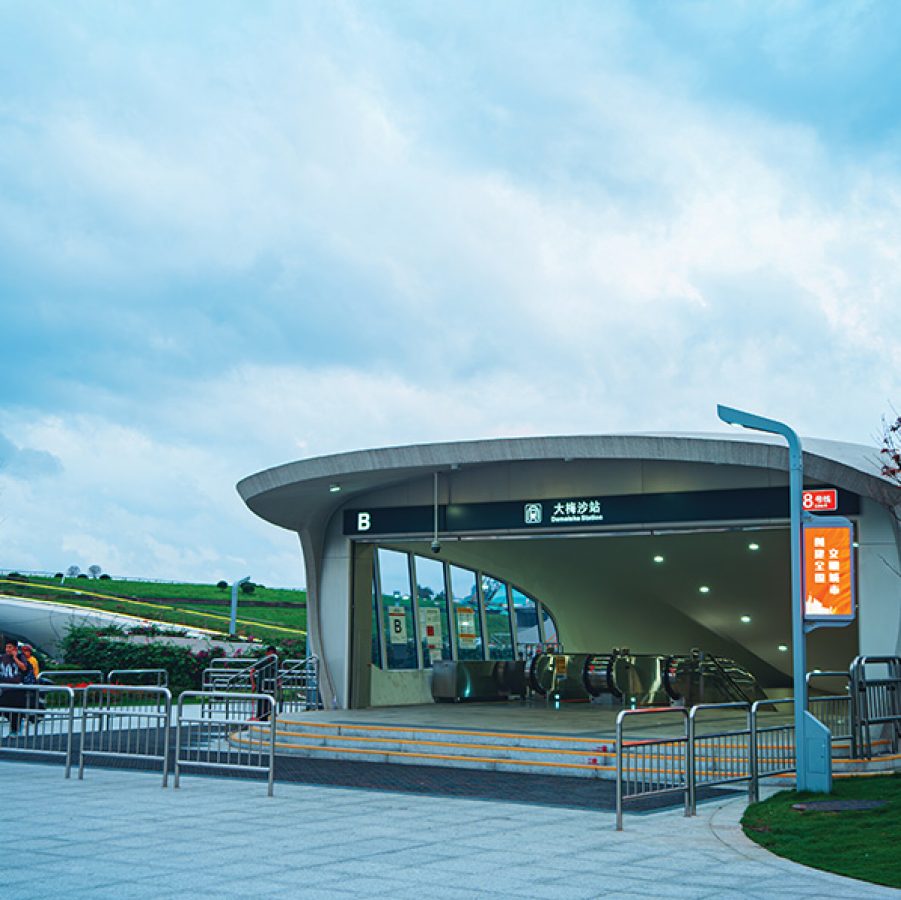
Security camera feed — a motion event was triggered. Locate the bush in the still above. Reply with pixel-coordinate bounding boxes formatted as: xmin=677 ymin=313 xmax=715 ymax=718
xmin=240 ymin=581 xmax=255 ymax=595
xmin=54 ymin=572 xmax=64 ymax=579
xmin=99 ymin=573 xmax=111 ymax=580
xmin=76 ymin=573 xmax=88 ymax=579
xmin=216 ymin=580 xmax=228 ymax=590
xmin=7 ymin=572 xmax=27 ymax=582
xmin=60 ymin=626 xmax=225 ymax=697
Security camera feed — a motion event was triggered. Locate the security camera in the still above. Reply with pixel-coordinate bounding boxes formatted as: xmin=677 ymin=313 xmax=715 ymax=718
xmin=430 ymin=540 xmax=441 ymax=554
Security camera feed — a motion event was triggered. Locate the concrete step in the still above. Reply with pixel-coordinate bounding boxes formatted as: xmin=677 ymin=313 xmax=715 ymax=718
xmin=230 ymin=718 xmax=898 ymax=781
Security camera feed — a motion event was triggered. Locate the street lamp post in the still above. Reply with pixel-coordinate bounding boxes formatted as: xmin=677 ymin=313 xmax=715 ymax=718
xmin=716 ymin=405 xmax=831 ymax=794
xmin=230 ymin=576 xmax=251 ymax=637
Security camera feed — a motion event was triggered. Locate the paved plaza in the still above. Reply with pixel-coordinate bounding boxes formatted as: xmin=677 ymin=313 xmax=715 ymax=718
xmin=4 ymin=759 xmax=897 ymax=899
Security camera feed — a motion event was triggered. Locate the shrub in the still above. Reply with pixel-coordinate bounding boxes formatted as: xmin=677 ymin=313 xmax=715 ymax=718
xmin=216 ymin=580 xmax=228 ymax=590
xmin=240 ymin=581 xmax=255 ymax=595
xmin=99 ymin=573 xmax=111 ymax=580
xmin=54 ymin=572 xmax=64 ymax=579
xmin=60 ymin=626 xmax=225 ymax=697
xmin=76 ymin=573 xmax=88 ymax=579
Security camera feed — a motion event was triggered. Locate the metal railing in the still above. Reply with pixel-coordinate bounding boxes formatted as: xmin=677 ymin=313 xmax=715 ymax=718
xmin=850 ymin=655 xmax=901 ymax=758
xmin=749 ymin=698 xmax=795 ymax=803
xmin=0 ymin=684 xmax=76 ymax=777
xmin=806 ymin=671 xmax=853 ymax=754
xmin=40 ymin=670 xmax=104 ymax=689
xmin=687 ymin=702 xmax=751 ymax=815
xmin=279 ymin=656 xmax=319 ymax=712
xmin=201 ymin=657 xmax=320 ymax=714
xmin=202 ymin=661 xmax=255 ymax=693
xmin=78 ymin=685 xmax=172 ymax=787
xmin=615 ymin=707 xmax=689 ymax=830
xmin=108 ymin=669 xmax=168 ymax=688
xmin=175 ymin=691 xmax=275 ymax=796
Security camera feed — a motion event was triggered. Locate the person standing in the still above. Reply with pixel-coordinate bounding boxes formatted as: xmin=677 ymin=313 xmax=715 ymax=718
xmin=1 ymin=638 xmax=30 ymax=735
xmin=20 ymin=645 xmax=40 ymax=681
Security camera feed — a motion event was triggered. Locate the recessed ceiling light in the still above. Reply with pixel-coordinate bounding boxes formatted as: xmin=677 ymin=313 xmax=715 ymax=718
xmin=699 ymin=585 xmax=710 ymax=594
xmin=653 ymin=555 xmax=664 ymax=564
xmin=740 ymin=615 xmax=751 ymax=623
xmin=329 ymin=483 xmax=342 ymax=493
xmin=748 ymin=542 xmax=760 ymax=551
xmin=777 ymin=644 xmax=788 ymax=652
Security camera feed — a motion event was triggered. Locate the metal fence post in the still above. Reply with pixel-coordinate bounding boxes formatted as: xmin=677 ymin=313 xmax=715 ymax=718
xmin=687 ymin=710 xmax=696 ymax=816
xmin=615 ymin=713 xmax=624 ymax=831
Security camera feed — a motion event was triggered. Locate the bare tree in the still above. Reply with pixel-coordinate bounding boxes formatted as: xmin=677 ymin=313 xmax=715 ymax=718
xmin=66 ymin=565 xmax=80 ymax=578
xmin=88 ymin=564 xmax=102 ymax=579
xmin=875 ymin=411 xmax=901 ymax=579
xmin=880 ymin=412 xmax=901 ymax=486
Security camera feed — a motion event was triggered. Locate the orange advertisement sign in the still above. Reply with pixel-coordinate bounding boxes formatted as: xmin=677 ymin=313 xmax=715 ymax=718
xmin=803 ymin=518 xmax=855 ymax=620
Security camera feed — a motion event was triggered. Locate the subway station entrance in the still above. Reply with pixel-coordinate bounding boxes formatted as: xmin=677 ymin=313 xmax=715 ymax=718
xmin=348 ymin=523 xmax=859 ymax=710
xmin=238 ymin=432 xmax=901 ymax=716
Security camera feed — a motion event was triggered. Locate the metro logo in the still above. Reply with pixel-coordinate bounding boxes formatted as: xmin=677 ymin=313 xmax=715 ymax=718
xmin=802 ymin=488 xmax=838 ymax=512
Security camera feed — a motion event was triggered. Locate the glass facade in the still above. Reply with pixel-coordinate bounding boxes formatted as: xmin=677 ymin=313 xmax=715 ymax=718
xmin=377 ymin=548 xmax=418 ymax=669
xmin=414 ymin=555 xmax=452 ymax=667
xmin=482 ymin=575 xmax=513 ymax=660
xmin=511 ymin=587 xmax=541 ymax=644
xmin=368 ymin=546 xmax=558 ymax=671
xmin=450 ymin=565 xmax=483 ymax=661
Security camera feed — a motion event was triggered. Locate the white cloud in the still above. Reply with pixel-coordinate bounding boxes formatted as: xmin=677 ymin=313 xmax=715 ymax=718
xmin=0 ymin=2 xmax=899 ymax=584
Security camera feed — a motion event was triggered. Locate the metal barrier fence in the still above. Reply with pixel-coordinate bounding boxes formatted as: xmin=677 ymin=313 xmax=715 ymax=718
xmin=850 ymin=655 xmax=901 ymax=758
xmin=78 ymin=685 xmax=172 ymax=787
xmin=687 ymin=702 xmax=751 ymax=816
xmin=615 ymin=707 xmax=689 ymax=830
xmin=40 ymin=670 xmax=104 ymax=689
xmin=108 ymin=669 xmax=168 ymax=688
xmin=0 ymin=684 xmax=76 ymax=777
xmin=201 ymin=657 xmax=320 ymax=713
xmin=175 ymin=691 xmax=275 ymax=796
xmin=749 ymin=699 xmax=795 ymax=803
xmin=806 ymin=670 xmax=853 ymax=754
xmin=279 ymin=656 xmax=319 ymax=712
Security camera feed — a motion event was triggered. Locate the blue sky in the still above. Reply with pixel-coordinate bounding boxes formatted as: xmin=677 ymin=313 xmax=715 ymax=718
xmin=1 ymin=1 xmax=899 ymax=586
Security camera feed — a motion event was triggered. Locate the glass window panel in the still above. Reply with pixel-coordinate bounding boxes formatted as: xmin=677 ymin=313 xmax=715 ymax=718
xmin=413 ymin=556 xmax=452 ymax=667
xmin=449 ymin=565 xmax=483 ymax=660
xmin=371 ymin=573 xmax=382 ymax=667
xmin=511 ymin=587 xmax=540 ymax=647
xmin=378 ymin=548 xmax=417 ymax=669
xmin=482 ymin=576 xmax=514 ymax=660
xmin=540 ymin=604 xmax=559 ymax=644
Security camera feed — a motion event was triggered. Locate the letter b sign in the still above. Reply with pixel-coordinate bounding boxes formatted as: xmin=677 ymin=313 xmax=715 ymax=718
xmin=357 ymin=512 xmax=371 ymax=532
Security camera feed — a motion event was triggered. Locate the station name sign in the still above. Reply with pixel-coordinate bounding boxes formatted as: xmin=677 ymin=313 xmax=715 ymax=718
xmin=344 ymin=485 xmax=859 ymax=537
xmin=802 ymin=488 xmax=838 ymax=512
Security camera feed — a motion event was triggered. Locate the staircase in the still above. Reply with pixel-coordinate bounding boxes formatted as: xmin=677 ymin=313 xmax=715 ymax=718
xmin=252 ymin=719 xmax=620 ymax=778
xmin=235 ymin=718 xmax=900 ymax=780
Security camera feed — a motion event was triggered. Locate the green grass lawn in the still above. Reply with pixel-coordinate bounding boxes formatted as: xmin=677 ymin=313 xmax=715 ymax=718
xmin=742 ymin=775 xmax=901 ymax=888
xmin=0 ymin=576 xmax=307 ymax=643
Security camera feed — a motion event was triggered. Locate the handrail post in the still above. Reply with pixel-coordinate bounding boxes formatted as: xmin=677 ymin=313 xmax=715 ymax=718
xmin=63 ymin=687 xmax=75 ymax=779
xmin=687 ymin=707 xmax=697 ymax=816
xmin=615 ymin=713 xmax=624 ymax=831
xmin=161 ymin=688 xmax=172 ymax=788
xmin=749 ymin=701 xmax=759 ymax=804
xmin=268 ymin=696 xmax=276 ymax=797
xmin=174 ymin=693 xmax=184 ymax=789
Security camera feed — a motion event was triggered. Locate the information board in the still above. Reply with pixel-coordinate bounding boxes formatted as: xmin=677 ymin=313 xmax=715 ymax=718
xmin=802 ymin=516 xmax=855 ymax=624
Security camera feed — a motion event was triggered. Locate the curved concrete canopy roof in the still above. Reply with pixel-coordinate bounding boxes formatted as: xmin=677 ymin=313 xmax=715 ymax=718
xmin=238 ymin=432 xmax=901 ymax=533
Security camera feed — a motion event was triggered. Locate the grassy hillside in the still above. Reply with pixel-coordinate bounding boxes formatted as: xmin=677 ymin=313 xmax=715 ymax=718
xmin=0 ymin=575 xmax=307 ymax=644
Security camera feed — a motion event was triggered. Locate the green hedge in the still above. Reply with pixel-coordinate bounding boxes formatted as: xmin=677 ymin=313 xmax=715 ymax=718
xmin=59 ymin=627 xmax=226 ymax=697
